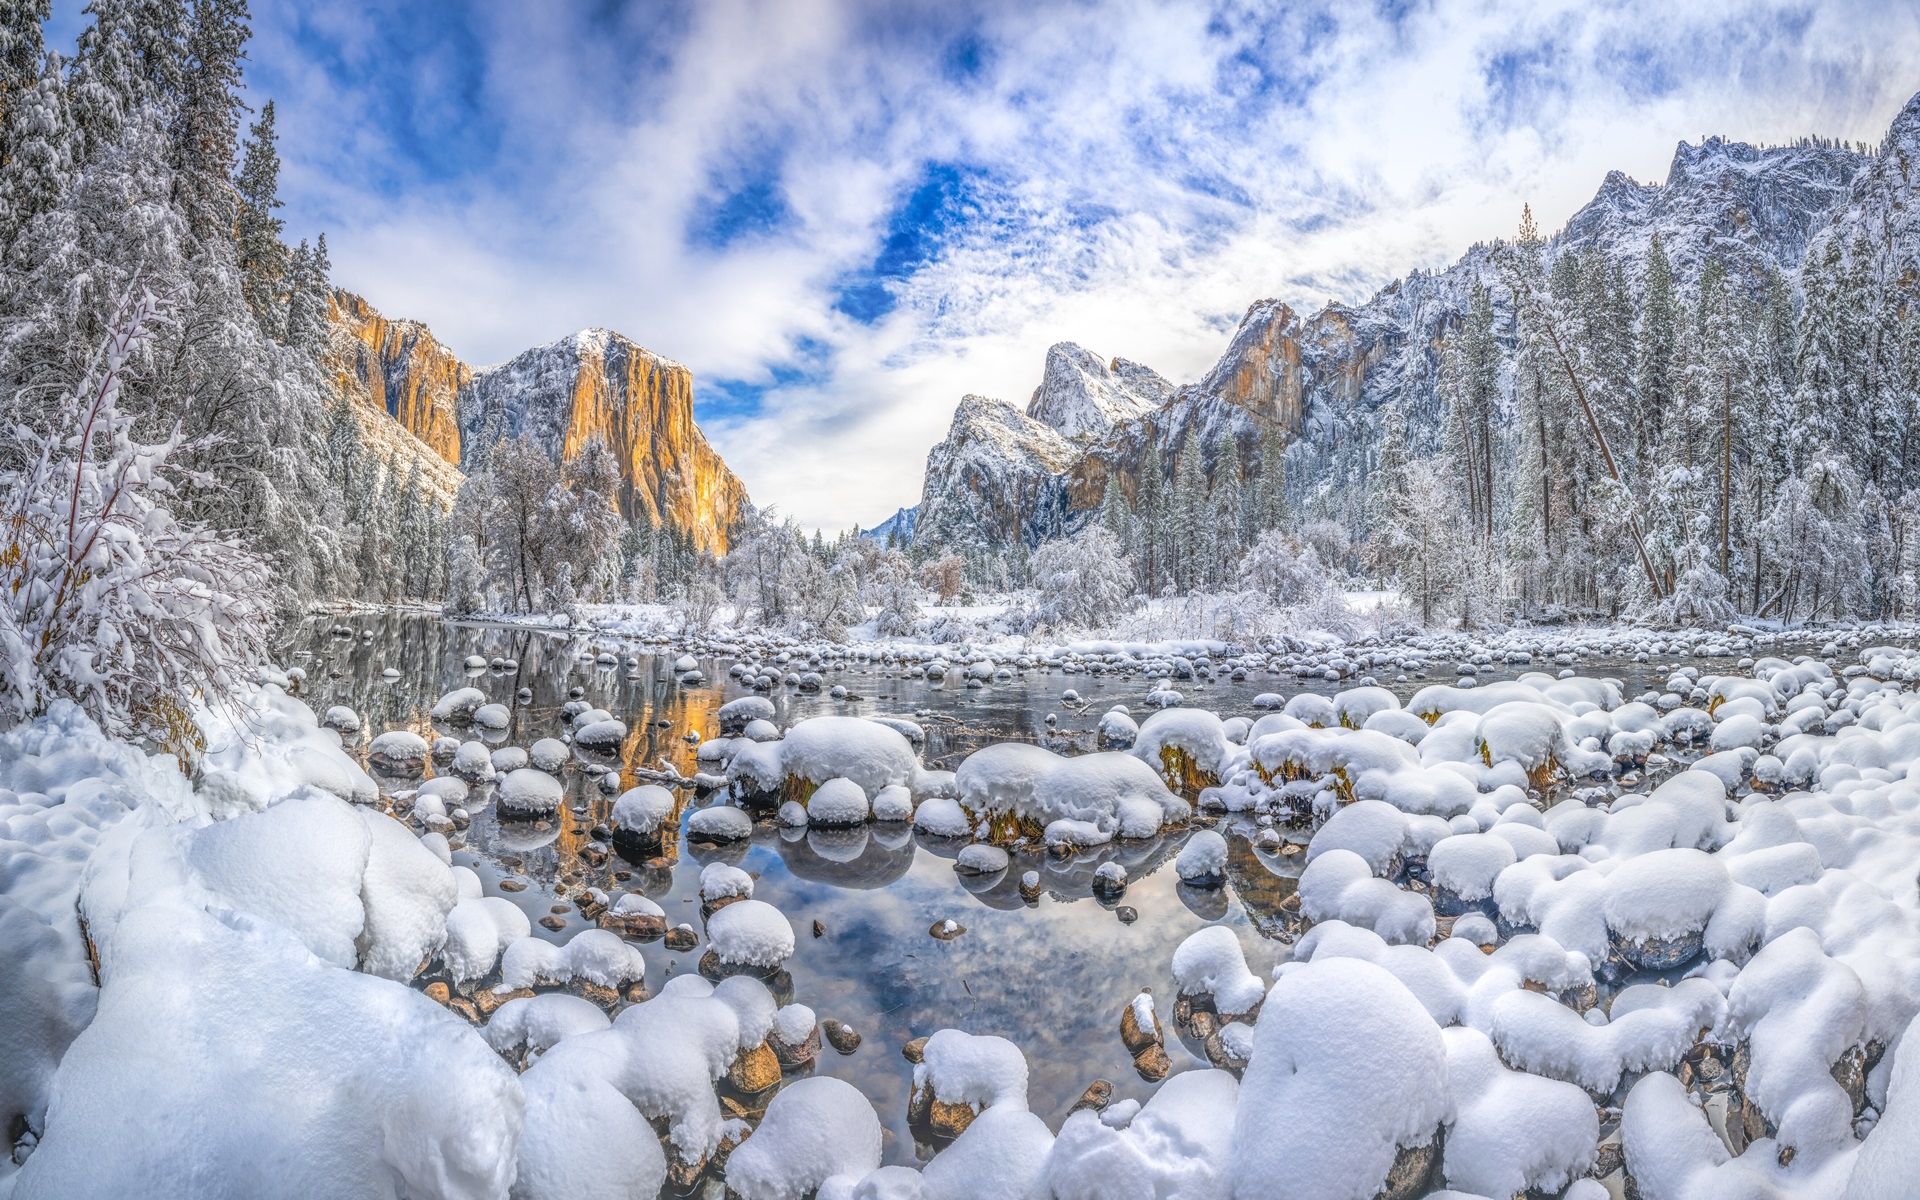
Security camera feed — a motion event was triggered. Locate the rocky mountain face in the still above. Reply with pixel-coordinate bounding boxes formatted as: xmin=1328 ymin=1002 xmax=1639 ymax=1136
xmin=1025 ymin=342 xmax=1172 ymax=441
xmin=897 ymin=114 xmax=1894 ymax=561
xmin=457 ymin=329 xmax=749 ymax=553
xmin=325 ymin=298 xmax=750 ymax=555
xmin=910 ymin=395 xmax=1082 ymax=555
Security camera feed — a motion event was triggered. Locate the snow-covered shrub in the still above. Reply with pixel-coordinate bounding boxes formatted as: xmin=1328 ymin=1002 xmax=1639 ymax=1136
xmin=1238 ymin=530 xmax=1326 ymax=605
xmin=0 ymin=288 xmax=270 ymax=750
xmin=1023 ymin=526 xmax=1135 ymax=632
xmin=1650 ymin=564 xmax=1738 ymax=629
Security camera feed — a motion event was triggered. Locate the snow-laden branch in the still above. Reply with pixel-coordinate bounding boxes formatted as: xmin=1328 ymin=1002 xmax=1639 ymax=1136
xmin=0 ymin=285 xmax=271 ymax=753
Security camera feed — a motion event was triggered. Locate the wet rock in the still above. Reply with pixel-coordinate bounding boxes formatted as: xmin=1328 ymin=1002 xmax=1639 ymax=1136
xmin=901 ymin=1036 xmax=928 ymax=1064
xmin=1611 ymin=928 xmax=1704 ymax=972
xmin=567 ymin=978 xmax=622 ymax=1008
xmin=1592 ymin=1141 xmax=1625 ymax=1178
xmin=1119 ymin=991 xmax=1161 ymax=1056
xmin=929 ymin=919 xmax=966 ymax=941
xmin=728 ymin=1042 xmax=782 ymax=1094
xmin=769 ymin=1021 xmax=821 ymax=1070
xmin=1018 ymin=870 xmax=1043 ymax=902
xmin=1132 ymin=1043 xmax=1171 ymax=1081
xmin=497 ymin=878 xmax=526 ymax=893
xmin=663 ymin=1151 xmax=707 ymax=1193
xmin=424 ymin=981 xmax=451 ymax=1006
xmin=1070 ymin=1079 xmax=1113 ymax=1114
xmin=598 ymin=910 xmax=666 ymax=940
xmin=822 ymin=1019 xmax=862 ymax=1054
xmin=448 ymin=997 xmax=481 ymax=1023
xmin=1116 ymin=906 xmax=1138 ymax=924
xmin=1376 ymin=1136 xmax=1439 ymax=1200
xmin=664 ymin=926 xmax=698 ymax=952
xmin=474 ymin=986 xmax=533 ymax=1017
xmin=813 ymin=919 xmax=825 ymax=938
xmin=538 ymin=915 xmax=567 ymax=931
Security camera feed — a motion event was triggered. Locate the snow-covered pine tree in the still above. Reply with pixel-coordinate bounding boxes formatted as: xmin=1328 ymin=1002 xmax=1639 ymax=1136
xmin=0 ymin=49 xmax=69 ymax=247
xmin=1171 ymin=439 xmax=1206 ymax=592
xmin=233 ymin=98 xmax=289 ymax=339
xmin=1634 ymin=234 xmax=1677 ymax=468
xmin=171 ymin=0 xmax=243 ymax=245
xmin=282 ymin=232 xmax=330 ymax=351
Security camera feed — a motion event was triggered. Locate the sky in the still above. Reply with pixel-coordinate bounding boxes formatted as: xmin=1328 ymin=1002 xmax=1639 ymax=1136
xmin=47 ymin=0 xmax=1920 ymax=531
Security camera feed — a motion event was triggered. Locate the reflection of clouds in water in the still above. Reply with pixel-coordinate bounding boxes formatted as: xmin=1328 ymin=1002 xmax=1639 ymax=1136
xmin=288 ymin=616 xmax=1350 ymax=1165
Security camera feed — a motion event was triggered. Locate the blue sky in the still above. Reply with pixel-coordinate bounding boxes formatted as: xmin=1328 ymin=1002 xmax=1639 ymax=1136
xmin=47 ymin=0 xmax=1920 ymax=530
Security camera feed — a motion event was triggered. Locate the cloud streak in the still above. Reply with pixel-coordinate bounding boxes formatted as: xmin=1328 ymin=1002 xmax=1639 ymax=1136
xmin=159 ymin=0 xmax=1920 ymax=528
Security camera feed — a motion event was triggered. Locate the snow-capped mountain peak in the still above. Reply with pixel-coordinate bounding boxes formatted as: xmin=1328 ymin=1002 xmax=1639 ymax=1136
xmin=1025 ymin=342 xmax=1172 ymax=441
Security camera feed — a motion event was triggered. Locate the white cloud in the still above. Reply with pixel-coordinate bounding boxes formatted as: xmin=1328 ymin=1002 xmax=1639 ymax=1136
xmin=250 ymin=0 xmax=1920 ymax=530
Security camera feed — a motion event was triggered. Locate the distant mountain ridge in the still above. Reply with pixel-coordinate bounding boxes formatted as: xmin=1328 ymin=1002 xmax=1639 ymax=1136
xmin=886 ymin=106 xmax=1900 ymax=561
xmin=327 ymin=293 xmax=750 ymax=554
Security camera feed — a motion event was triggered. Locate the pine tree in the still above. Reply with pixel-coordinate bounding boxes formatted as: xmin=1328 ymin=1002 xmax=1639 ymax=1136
xmin=1634 ymin=234 xmax=1677 ymax=466
xmin=67 ymin=0 xmax=142 ymax=161
xmin=0 ymin=50 xmax=70 ymax=247
xmin=283 ymin=231 xmax=331 ymax=351
xmin=1172 ymin=440 xmax=1207 ymax=593
xmin=232 ymin=98 xmax=290 ymax=337
xmin=173 ymin=0 xmax=247 ymax=244
xmin=1136 ymin=439 xmax=1165 ymax=595
xmin=1 ymin=0 xmax=50 ymax=161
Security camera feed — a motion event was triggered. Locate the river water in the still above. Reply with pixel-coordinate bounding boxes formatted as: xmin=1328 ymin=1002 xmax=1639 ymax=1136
xmin=279 ymin=613 xmax=1759 ymax=1174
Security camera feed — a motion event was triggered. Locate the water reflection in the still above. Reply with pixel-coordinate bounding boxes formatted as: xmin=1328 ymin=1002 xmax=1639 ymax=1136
xmin=284 ymin=613 xmax=1773 ymax=1171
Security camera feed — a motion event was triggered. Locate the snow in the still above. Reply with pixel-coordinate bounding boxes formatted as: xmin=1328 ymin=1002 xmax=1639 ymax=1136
xmin=913 ymin=797 xmax=973 ymax=838
xmin=688 ymin=803 xmax=753 ymax=841
xmin=1170 ymin=926 xmax=1266 ymax=1015
xmin=915 ymin=1029 xmax=1030 ymax=1111
xmin=699 ymin=861 xmax=755 ymax=902
xmin=808 ymin=776 xmax=871 ymax=826
xmin=1233 ymin=957 xmax=1448 ymax=1200
xmin=1441 ymin=1025 xmax=1597 ymax=1196
xmin=1175 ymin=829 xmax=1229 ymax=883
xmin=486 ymin=993 xmax=612 ymax=1062
xmin=706 ymin=899 xmax=795 ymax=968
xmin=955 ymin=843 xmax=1010 ymax=875
xmin=612 ymin=784 xmax=678 ymax=834
xmin=777 ymin=717 xmax=918 ymax=798
xmin=724 ymin=1077 xmax=884 ymax=1200
xmin=496 ymin=767 xmax=564 ymax=817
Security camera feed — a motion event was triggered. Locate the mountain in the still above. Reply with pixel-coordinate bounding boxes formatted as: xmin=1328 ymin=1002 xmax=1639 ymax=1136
xmin=911 ymin=394 xmax=1080 ymax=554
xmin=1025 ymin=342 xmax=1173 ymax=441
xmin=862 ymin=506 xmax=917 ymax=545
xmin=898 ymin=123 xmax=1882 ymax=562
xmin=326 ymin=295 xmax=750 ymax=554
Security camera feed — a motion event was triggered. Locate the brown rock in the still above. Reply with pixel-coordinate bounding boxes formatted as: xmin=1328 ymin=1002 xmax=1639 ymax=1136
xmin=1070 ymin=1080 xmax=1113 ymax=1115
xmin=929 ymin=919 xmax=967 ymax=941
xmin=1119 ymin=994 xmax=1161 ymax=1055
xmin=928 ymin=1098 xmax=977 ymax=1141
xmin=901 ymin=1036 xmax=929 ymax=1064
xmin=598 ymin=911 xmax=667 ymax=940
xmin=1375 ymin=1137 xmax=1439 ymax=1200
xmin=822 ymin=1019 xmax=862 ymax=1055
xmin=769 ymin=1021 xmax=821 ymax=1069
xmin=448 ymin=997 xmax=481 ymax=1023
xmin=538 ymin=915 xmax=567 ymax=931
xmin=813 ymin=919 xmax=825 ymax=938
xmin=567 ymin=978 xmax=623 ymax=1008
xmin=497 ymin=878 xmax=526 ymax=892
xmin=474 ymin=986 xmax=534 ymax=1017
xmin=1133 ymin=1044 xmax=1171 ymax=1081
xmin=728 ymin=1043 xmax=782 ymax=1094
xmin=664 ymin=926 xmax=698 ymax=952
xmin=424 ymin=981 xmax=451 ymax=1006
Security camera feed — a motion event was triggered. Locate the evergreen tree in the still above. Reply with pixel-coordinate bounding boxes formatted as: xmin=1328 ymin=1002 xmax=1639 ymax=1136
xmin=0 ymin=50 xmax=70 ymax=247
xmin=1 ymin=0 xmax=50 ymax=164
xmin=1634 ymin=234 xmax=1677 ymax=467
xmin=232 ymin=97 xmax=289 ymax=337
xmin=173 ymin=0 xmax=247 ymax=244
xmin=1171 ymin=439 xmax=1206 ymax=592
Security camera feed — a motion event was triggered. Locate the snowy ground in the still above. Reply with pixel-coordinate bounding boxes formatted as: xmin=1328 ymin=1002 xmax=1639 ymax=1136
xmin=9 ymin=632 xmax=1920 ymax=1197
